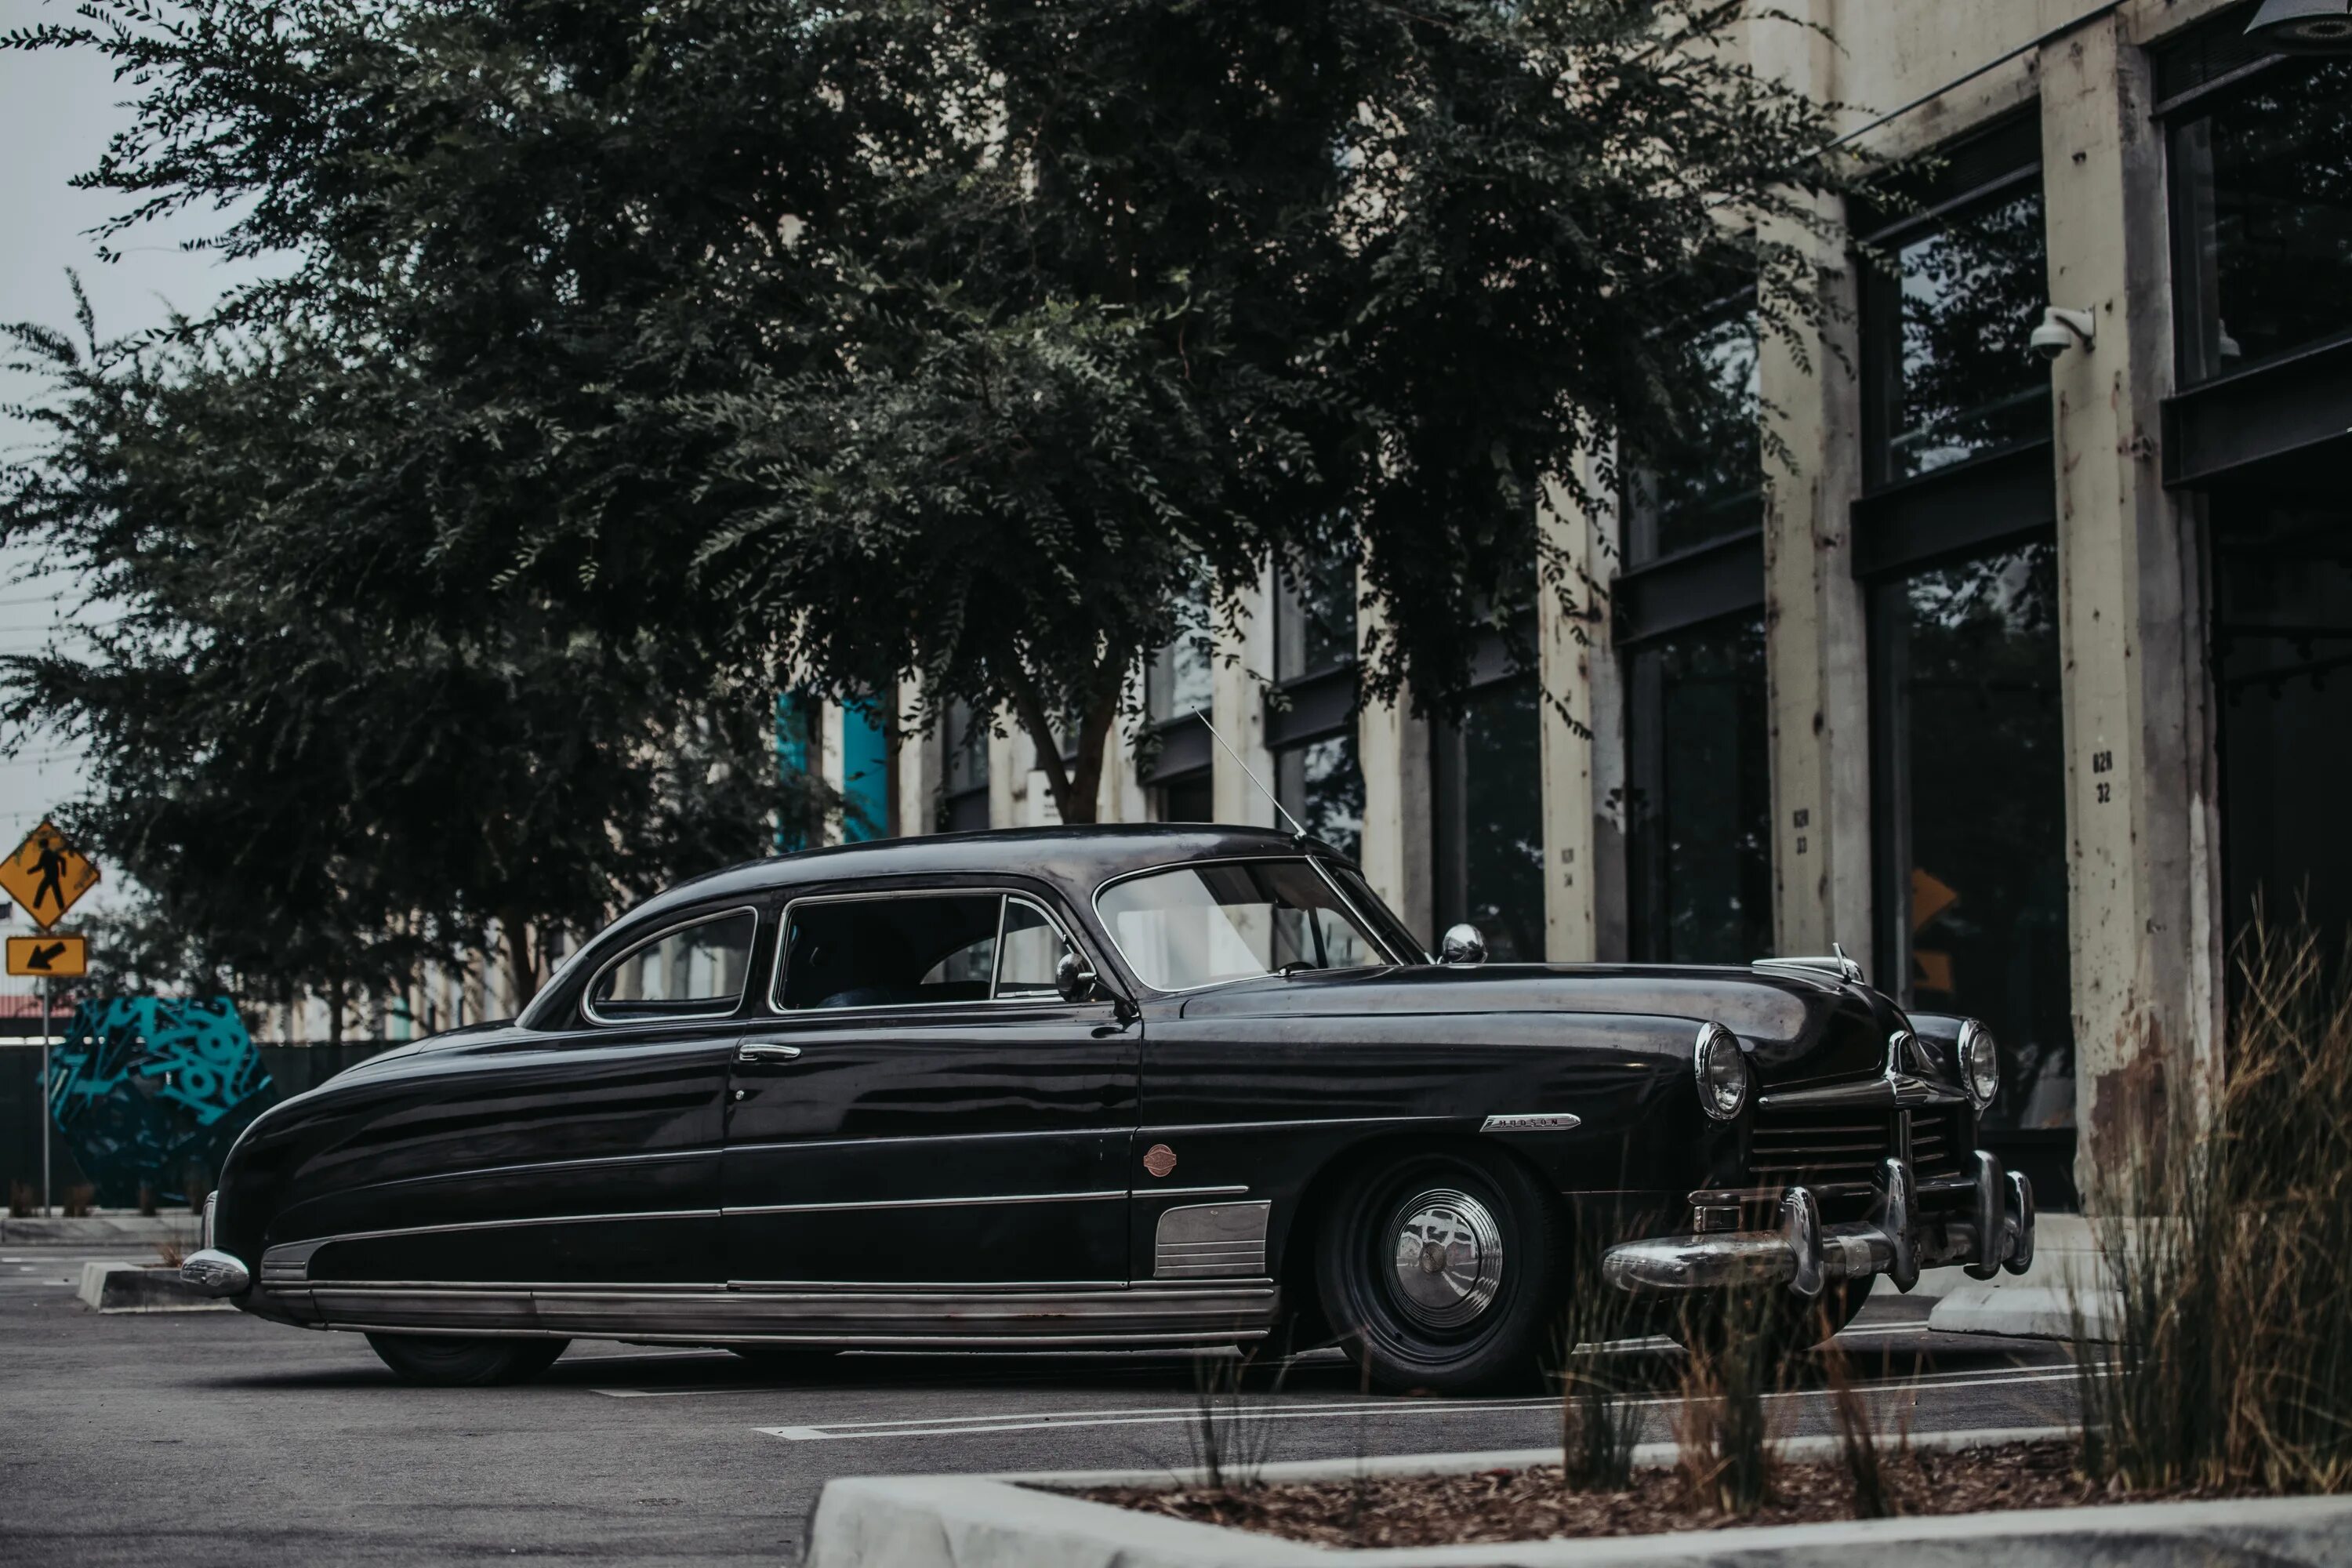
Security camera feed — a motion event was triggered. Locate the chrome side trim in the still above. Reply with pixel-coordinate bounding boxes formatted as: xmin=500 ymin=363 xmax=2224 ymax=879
xmin=1153 ymin=1201 xmax=1272 ymax=1279
xmin=259 ymin=1209 xmax=717 ymax=1280
xmin=307 ymin=1283 xmax=1280 ymax=1345
xmin=1479 ymin=1112 xmax=1584 ymax=1134
xmin=725 ymin=1189 xmax=1125 ymax=1218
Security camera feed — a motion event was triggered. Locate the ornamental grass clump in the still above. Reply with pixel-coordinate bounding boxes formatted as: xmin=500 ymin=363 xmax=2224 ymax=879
xmin=2077 ymin=914 xmax=2352 ymax=1493
xmin=1556 ymin=1244 xmax=1650 ymax=1491
xmin=1672 ymin=1290 xmax=1786 ymax=1515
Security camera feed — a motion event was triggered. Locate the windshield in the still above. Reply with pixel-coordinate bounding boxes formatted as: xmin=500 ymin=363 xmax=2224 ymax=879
xmin=1095 ymin=858 xmax=1396 ymax=992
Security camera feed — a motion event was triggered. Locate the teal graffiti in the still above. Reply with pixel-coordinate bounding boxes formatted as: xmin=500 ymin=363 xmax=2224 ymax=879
xmin=47 ymin=998 xmax=274 ymax=1206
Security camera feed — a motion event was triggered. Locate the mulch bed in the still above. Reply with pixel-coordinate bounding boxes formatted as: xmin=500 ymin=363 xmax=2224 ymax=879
xmin=1074 ymin=1441 xmax=2249 ymax=1549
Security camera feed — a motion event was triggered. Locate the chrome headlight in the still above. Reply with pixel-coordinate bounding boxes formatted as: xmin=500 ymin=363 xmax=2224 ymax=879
xmin=1958 ymin=1019 xmax=1999 ymax=1110
xmin=1694 ymin=1021 xmax=1751 ymax=1122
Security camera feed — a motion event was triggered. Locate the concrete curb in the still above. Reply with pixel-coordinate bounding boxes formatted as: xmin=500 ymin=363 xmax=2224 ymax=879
xmin=2 ymin=1214 xmax=201 ymax=1245
xmin=804 ymin=1427 xmax=2352 ymax=1568
xmin=982 ymin=1424 xmax=2079 ymax=1490
xmin=75 ymin=1261 xmax=230 ymax=1312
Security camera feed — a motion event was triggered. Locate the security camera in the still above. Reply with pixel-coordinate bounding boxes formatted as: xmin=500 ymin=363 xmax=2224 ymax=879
xmin=2030 ymin=307 xmax=2096 ymax=364
xmin=2246 ymin=0 xmax=2352 ymax=53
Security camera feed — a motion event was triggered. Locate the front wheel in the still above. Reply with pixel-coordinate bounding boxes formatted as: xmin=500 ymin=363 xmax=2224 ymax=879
xmin=1313 ymin=1145 xmax=1565 ymax=1395
xmin=364 ymin=1332 xmax=568 ymax=1387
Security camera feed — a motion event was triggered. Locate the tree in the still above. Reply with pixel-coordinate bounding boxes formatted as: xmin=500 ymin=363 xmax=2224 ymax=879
xmin=2 ymin=293 xmax=786 ymax=1022
xmin=5 ymin=0 xmax=1865 ymax=854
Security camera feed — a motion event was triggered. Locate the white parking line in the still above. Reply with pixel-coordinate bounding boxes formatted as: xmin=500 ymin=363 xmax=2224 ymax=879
xmin=740 ymin=1366 xmax=2082 ymax=1442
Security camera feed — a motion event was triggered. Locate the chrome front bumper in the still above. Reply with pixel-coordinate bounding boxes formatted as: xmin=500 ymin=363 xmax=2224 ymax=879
xmin=1601 ymin=1150 xmax=2034 ymax=1299
xmin=180 ymin=1249 xmax=251 ymax=1296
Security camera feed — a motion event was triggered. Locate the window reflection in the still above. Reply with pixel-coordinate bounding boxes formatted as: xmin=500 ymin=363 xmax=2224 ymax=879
xmin=1628 ymin=616 xmax=1771 ymax=964
xmin=1275 ymin=554 xmax=1358 ymax=683
xmin=2171 ymin=58 xmax=2352 ymax=384
xmin=1276 ymin=733 xmax=1364 ymax=860
xmin=1435 ymin=676 xmax=1544 ymax=962
xmin=2214 ymin=500 xmax=2352 ymax=944
xmin=1629 ymin=310 xmax=1762 ymax=564
xmin=1873 ymin=543 xmax=2072 ymax=1130
xmin=1870 ymin=183 xmax=2050 ymax=485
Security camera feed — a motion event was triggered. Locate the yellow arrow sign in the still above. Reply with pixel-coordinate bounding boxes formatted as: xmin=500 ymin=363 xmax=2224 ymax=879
xmin=0 ymin=821 xmax=99 ymax=930
xmin=7 ymin=933 xmax=87 ymax=978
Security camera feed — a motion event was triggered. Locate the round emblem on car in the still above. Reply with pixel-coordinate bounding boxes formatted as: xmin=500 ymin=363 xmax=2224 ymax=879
xmin=1142 ymin=1144 xmax=1178 ymax=1178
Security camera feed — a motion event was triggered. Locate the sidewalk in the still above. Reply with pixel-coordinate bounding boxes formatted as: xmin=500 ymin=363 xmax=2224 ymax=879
xmin=1915 ymin=1214 xmax=2107 ymax=1338
xmin=1 ymin=1213 xmax=201 ymax=1247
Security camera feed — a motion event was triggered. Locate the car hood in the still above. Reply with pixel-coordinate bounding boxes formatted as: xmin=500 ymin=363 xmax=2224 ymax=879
xmin=1174 ymin=962 xmax=1907 ymax=1088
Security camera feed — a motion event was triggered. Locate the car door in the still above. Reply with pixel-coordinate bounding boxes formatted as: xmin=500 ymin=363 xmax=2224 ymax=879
xmin=286 ymin=903 xmax=759 ymax=1297
xmin=720 ymin=886 xmax=1139 ymax=1289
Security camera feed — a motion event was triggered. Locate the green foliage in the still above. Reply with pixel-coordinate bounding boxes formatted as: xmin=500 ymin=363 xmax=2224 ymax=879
xmin=2 ymin=0 xmax=1871 ymax=998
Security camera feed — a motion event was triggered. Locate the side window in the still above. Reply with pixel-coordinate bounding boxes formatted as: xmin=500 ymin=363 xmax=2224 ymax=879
xmin=588 ymin=909 xmax=757 ymax=1022
xmin=779 ymin=895 xmax=1004 ymax=1011
xmin=996 ymin=898 xmax=1076 ymax=999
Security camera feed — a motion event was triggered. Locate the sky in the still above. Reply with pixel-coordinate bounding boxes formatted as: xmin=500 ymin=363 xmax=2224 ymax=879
xmin=1 ymin=0 xmax=277 ymax=935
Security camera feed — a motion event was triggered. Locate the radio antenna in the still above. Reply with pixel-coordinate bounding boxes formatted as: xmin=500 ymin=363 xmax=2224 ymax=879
xmin=1192 ymin=707 xmax=1310 ymax=839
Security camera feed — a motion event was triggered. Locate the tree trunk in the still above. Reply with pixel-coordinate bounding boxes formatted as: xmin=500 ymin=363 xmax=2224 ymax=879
xmin=325 ymin=969 xmax=345 ymax=1048
xmin=1005 ymin=664 xmax=1123 ymax=826
xmin=502 ymin=914 xmax=539 ymax=1010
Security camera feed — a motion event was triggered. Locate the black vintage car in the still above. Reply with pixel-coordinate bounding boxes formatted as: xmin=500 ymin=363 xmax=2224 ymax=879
xmin=182 ymin=825 xmax=2033 ymax=1390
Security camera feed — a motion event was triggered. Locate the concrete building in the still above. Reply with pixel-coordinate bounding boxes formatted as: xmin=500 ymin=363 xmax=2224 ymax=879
xmin=866 ymin=0 xmax=2352 ymax=1206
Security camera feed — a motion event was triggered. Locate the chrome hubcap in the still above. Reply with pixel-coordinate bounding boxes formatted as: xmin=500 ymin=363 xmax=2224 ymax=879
xmin=1386 ymin=1188 xmax=1504 ymax=1329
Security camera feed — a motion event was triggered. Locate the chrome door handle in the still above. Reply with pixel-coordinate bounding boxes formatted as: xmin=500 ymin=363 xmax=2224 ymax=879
xmin=735 ymin=1041 xmax=803 ymax=1063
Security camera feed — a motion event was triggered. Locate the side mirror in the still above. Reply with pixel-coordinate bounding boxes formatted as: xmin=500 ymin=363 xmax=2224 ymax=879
xmin=1439 ymin=923 xmax=1488 ymax=967
xmin=1054 ymin=951 xmax=1101 ymax=1004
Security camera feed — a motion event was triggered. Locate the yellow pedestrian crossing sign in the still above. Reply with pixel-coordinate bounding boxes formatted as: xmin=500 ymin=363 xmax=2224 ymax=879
xmin=0 ymin=821 xmax=100 ymax=930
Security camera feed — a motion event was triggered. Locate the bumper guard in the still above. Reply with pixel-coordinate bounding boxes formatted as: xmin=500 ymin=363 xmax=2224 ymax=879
xmin=1601 ymin=1150 xmax=2034 ymax=1299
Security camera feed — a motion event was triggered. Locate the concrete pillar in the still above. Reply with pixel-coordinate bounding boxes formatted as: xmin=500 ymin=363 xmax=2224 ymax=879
xmin=818 ymin=701 xmax=848 ymax=845
xmin=986 ymin=720 xmax=1022 ymax=829
xmin=893 ymin=678 xmax=938 ymax=837
xmin=1753 ymin=2 xmax=1874 ymax=964
xmin=1357 ymin=572 xmax=1435 ymax=944
xmin=2038 ymin=16 xmax=2222 ymax=1186
xmin=1537 ymin=470 xmax=1613 ymax=962
xmin=1210 ymin=563 xmax=1276 ymax=828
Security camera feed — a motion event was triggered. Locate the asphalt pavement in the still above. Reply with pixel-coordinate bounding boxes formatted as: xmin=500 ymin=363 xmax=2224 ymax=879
xmin=0 ymin=1248 xmax=2078 ymax=1566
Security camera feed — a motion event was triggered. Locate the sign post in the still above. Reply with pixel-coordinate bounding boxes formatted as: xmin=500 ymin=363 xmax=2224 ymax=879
xmin=38 ymin=975 xmax=49 ymax=1218
xmin=0 ymin=822 xmax=101 ymax=1219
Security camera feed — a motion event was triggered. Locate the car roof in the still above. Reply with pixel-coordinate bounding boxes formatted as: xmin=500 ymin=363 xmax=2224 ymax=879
xmin=633 ymin=823 xmax=1341 ymax=920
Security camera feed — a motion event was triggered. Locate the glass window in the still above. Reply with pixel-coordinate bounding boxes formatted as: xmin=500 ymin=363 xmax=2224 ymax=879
xmin=841 ymin=697 xmax=891 ymax=842
xmin=1146 ymin=579 xmax=1218 ymax=726
xmin=1327 ymin=862 xmax=1427 ymax=960
xmin=1275 ymin=733 xmax=1364 ymax=860
xmin=2214 ymin=499 xmax=2352 ymax=944
xmin=1156 ymin=771 xmax=1214 ymax=822
xmin=1275 ymin=554 xmax=1358 ymax=683
xmin=1097 ymin=859 xmax=1391 ymax=991
xmin=778 ymin=894 xmax=1004 ymax=1010
xmin=1628 ymin=616 xmax=1772 ymax=964
xmin=1867 ymin=183 xmax=2050 ymax=485
xmin=1433 ymin=675 xmax=1544 ymax=962
xmin=1872 ymin=541 xmax=2072 ymax=1131
xmin=996 ymin=898 xmax=1076 ymax=998
xmin=589 ymin=909 xmax=757 ymax=1021
xmin=2172 ymin=58 xmax=2352 ymax=384
xmin=1628 ymin=308 xmax=1762 ymax=564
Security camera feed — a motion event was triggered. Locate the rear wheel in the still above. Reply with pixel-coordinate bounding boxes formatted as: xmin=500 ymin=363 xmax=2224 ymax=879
xmin=364 ymin=1332 xmax=568 ymax=1387
xmin=1313 ymin=1145 xmax=1565 ymax=1395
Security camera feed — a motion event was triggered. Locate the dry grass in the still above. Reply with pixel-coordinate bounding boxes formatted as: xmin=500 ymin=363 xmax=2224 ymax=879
xmin=2077 ymin=913 xmax=2352 ymax=1494
xmin=153 ymin=1236 xmax=187 ymax=1269
xmin=60 ymin=1184 xmax=95 ymax=1218
xmin=6 ymin=1180 xmax=32 ymax=1218
xmin=1669 ymin=1291 xmax=1788 ymax=1516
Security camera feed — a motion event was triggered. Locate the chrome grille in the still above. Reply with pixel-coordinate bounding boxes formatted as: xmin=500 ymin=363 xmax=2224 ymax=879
xmin=1748 ymin=1108 xmax=1894 ymax=1192
xmin=1906 ymin=1108 xmax=1965 ymax=1181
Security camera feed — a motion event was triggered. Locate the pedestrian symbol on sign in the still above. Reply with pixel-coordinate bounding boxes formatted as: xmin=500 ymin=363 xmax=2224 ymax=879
xmin=0 ymin=821 xmax=99 ymax=930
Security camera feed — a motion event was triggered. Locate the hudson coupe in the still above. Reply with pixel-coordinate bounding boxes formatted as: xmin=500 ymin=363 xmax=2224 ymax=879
xmin=183 ymin=825 xmax=2034 ymax=1390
